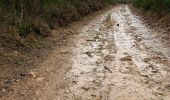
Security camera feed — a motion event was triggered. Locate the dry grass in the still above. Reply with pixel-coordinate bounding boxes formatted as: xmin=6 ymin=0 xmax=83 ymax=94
xmin=0 ymin=0 xmax=112 ymax=37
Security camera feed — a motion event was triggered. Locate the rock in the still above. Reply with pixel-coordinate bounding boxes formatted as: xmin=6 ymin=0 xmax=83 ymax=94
xmin=35 ymin=20 xmax=51 ymax=37
xmin=137 ymin=37 xmax=142 ymax=41
xmin=104 ymin=66 xmax=112 ymax=73
xmin=161 ymin=71 xmax=167 ymax=78
xmin=13 ymin=51 xmax=21 ymax=56
xmin=85 ymin=52 xmax=93 ymax=57
xmin=20 ymin=72 xmax=29 ymax=77
xmin=20 ymin=92 xmax=26 ymax=95
xmin=91 ymin=94 xmax=97 ymax=97
xmin=148 ymin=64 xmax=158 ymax=73
xmin=82 ymin=85 xmax=90 ymax=91
xmin=60 ymin=48 xmax=70 ymax=53
xmin=45 ymin=83 xmax=49 ymax=86
xmin=60 ymin=51 xmax=69 ymax=53
xmin=46 ymin=69 xmax=50 ymax=72
xmin=120 ymin=55 xmax=132 ymax=61
xmin=104 ymin=55 xmax=114 ymax=61
xmin=151 ymin=70 xmax=158 ymax=73
xmin=65 ymin=89 xmax=70 ymax=93
xmin=35 ymin=91 xmax=39 ymax=95
xmin=143 ymin=58 xmax=150 ymax=63
xmin=36 ymin=77 xmax=44 ymax=82
xmin=143 ymin=79 xmax=149 ymax=83
xmin=69 ymin=30 xmax=76 ymax=34
xmin=5 ymin=79 xmax=13 ymax=84
xmin=29 ymin=71 xmax=36 ymax=78
xmin=80 ymin=71 xmax=85 ymax=74
xmin=165 ymin=85 xmax=170 ymax=91
xmin=140 ymin=73 xmax=149 ymax=77
xmin=1 ymin=88 xmax=6 ymax=92
xmin=86 ymin=39 xmax=94 ymax=41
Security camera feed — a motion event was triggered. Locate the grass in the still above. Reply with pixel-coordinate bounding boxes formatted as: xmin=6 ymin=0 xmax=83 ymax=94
xmin=132 ymin=0 xmax=170 ymax=34
xmin=132 ymin=0 xmax=170 ymax=11
xmin=0 ymin=0 xmax=116 ymax=37
xmin=2 ymin=0 xmax=169 ymax=38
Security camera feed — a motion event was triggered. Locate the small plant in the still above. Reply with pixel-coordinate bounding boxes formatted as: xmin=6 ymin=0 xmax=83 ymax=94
xmin=18 ymin=17 xmax=34 ymax=37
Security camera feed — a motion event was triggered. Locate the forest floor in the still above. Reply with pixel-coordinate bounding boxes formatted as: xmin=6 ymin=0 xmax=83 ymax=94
xmin=1 ymin=4 xmax=170 ymax=100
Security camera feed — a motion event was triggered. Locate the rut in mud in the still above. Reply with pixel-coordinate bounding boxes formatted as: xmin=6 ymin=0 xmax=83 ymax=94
xmin=57 ymin=5 xmax=170 ymax=100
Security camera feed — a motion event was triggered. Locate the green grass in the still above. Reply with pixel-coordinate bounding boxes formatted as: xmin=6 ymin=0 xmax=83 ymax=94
xmin=132 ymin=0 xmax=170 ymax=11
xmin=110 ymin=0 xmax=129 ymax=4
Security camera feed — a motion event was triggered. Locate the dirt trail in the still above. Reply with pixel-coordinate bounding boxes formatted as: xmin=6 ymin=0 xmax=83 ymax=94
xmin=1 ymin=5 xmax=170 ymax=100
xmin=58 ymin=5 xmax=170 ymax=100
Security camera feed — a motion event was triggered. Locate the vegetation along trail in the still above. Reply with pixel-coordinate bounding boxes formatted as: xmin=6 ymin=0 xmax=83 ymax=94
xmin=2 ymin=4 xmax=170 ymax=100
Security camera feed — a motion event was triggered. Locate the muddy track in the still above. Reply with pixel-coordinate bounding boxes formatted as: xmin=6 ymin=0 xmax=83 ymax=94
xmin=1 ymin=5 xmax=170 ymax=100
xmin=58 ymin=5 xmax=170 ymax=100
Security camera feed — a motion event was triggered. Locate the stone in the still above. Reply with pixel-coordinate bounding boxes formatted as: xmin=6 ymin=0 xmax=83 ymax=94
xmin=36 ymin=77 xmax=44 ymax=82
xmin=29 ymin=71 xmax=37 ymax=78
xmin=82 ymin=86 xmax=90 ymax=91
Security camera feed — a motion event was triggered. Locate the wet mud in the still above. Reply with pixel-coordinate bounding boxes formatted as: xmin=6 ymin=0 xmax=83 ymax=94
xmin=58 ymin=5 xmax=170 ymax=100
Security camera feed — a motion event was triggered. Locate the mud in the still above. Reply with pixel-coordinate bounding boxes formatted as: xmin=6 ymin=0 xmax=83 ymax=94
xmin=58 ymin=5 xmax=170 ymax=100
xmin=1 ymin=5 xmax=170 ymax=100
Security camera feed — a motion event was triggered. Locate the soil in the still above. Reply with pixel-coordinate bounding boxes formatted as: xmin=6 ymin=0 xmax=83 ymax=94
xmin=1 ymin=4 xmax=170 ymax=100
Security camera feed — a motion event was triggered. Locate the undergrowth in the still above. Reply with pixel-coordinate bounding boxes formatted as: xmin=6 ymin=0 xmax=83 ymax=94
xmin=0 ymin=0 xmax=116 ymax=37
xmin=132 ymin=0 xmax=170 ymax=11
